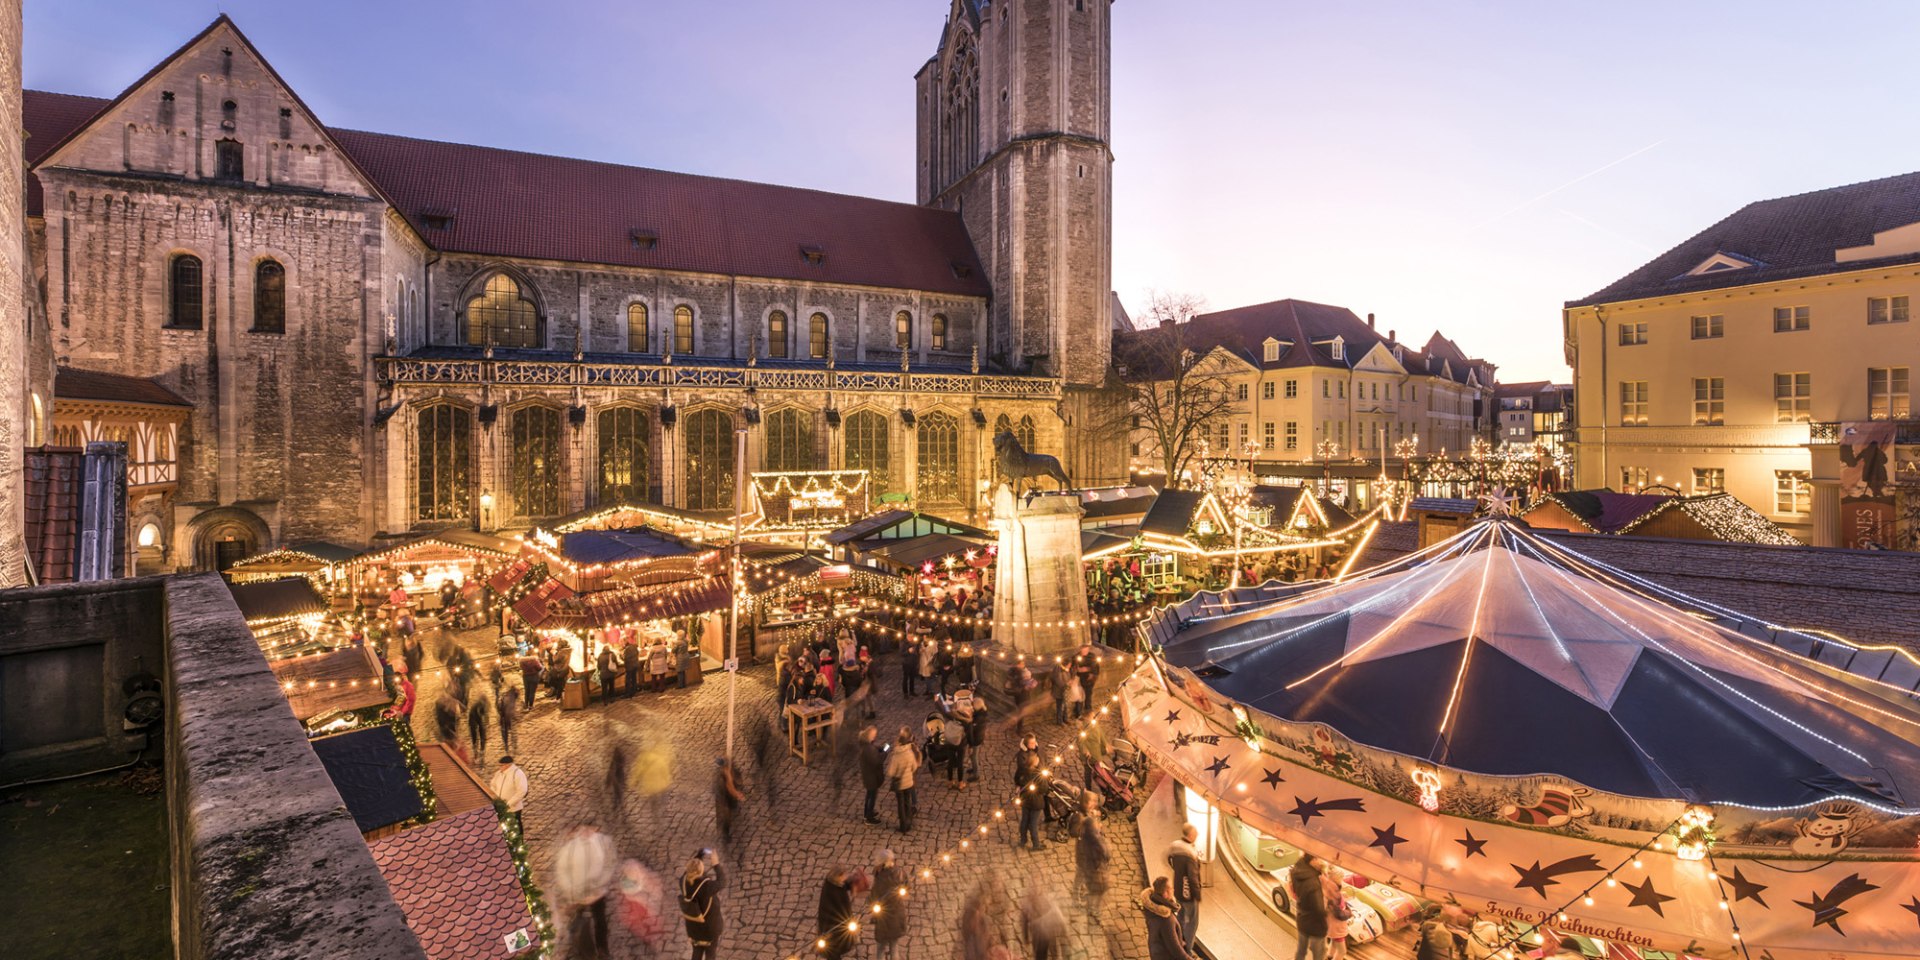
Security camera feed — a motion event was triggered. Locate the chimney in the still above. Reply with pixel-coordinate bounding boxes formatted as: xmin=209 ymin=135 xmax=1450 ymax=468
xmin=1367 ymin=313 xmax=1376 ymax=330
xmin=1388 ymin=329 xmax=1396 ymax=342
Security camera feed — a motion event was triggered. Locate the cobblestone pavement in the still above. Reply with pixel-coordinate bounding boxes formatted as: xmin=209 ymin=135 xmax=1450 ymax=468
xmin=404 ymin=622 xmax=1153 ymax=960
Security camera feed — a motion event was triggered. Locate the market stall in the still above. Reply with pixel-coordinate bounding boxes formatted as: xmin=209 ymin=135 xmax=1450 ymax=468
xmin=1123 ymin=517 xmax=1920 ymax=960
xmin=223 ymin=541 xmax=360 ymax=589
xmin=344 ymin=530 xmax=519 ymax=620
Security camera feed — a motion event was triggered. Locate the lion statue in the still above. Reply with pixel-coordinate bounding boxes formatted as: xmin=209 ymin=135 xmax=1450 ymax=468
xmin=992 ymin=430 xmax=1071 ymax=494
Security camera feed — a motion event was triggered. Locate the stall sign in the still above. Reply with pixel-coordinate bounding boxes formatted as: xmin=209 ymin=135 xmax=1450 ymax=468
xmin=789 ymin=489 xmax=846 ymax=511
xmin=819 ymin=563 xmax=853 ymax=585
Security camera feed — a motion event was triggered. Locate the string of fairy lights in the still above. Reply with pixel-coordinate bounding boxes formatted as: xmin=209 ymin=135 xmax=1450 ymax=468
xmin=768 ymin=686 xmax=1133 ymax=960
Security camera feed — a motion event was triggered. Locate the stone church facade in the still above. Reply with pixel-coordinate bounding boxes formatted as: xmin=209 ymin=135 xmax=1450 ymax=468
xmin=21 ymin=1 xmax=1123 ymax=570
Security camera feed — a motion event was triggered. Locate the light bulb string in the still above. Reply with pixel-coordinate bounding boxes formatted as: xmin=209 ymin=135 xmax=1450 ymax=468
xmin=1480 ymin=813 xmax=1688 ymax=959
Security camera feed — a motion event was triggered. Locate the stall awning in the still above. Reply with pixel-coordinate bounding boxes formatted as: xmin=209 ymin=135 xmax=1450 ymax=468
xmin=350 ymin=529 xmax=519 ymax=567
xmin=527 ymin=576 xmax=731 ymax=628
xmin=558 ymin=528 xmax=695 ymax=565
xmin=227 ymin=577 xmax=327 ymax=623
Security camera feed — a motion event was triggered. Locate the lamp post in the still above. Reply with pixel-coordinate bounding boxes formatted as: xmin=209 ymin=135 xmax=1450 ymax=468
xmin=1315 ymin=438 xmax=1340 ymax=498
xmin=726 ymin=426 xmax=746 ymax=764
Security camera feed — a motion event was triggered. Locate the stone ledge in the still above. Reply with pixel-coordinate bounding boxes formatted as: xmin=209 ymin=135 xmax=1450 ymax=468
xmin=163 ymin=573 xmax=426 ymax=960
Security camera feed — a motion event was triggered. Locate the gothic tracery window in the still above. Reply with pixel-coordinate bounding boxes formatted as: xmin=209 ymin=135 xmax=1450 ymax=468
xmin=415 ymin=404 xmax=471 ymax=522
xmin=683 ymin=408 xmax=735 ymax=511
xmin=844 ymin=410 xmax=891 ymax=495
xmin=598 ymin=407 xmax=651 ymax=504
xmin=464 ymin=273 xmax=543 ymax=348
xmin=627 ymin=302 xmax=649 ymax=353
xmin=510 ymin=406 xmax=564 ymax=518
xmin=764 ymin=408 xmax=816 ymax=473
xmin=1016 ymin=415 xmax=1037 ymax=453
xmin=253 ymin=259 xmax=285 ymax=333
xmin=916 ymin=411 xmax=961 ymax=504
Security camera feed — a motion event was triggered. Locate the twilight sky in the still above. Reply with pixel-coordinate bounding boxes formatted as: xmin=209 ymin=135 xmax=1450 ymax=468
xmin=27 ymin=1 xmax=1920 ymax=382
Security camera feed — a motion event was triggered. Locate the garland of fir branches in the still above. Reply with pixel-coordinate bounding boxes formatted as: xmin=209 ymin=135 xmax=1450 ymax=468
xmin=494 ymin=799 xmax=555 ymax=957
xmin=386 ymin=714 xmax=439 ymax=828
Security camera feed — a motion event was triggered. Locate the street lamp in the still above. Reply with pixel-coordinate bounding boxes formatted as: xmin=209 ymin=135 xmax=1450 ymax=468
xmin=1315 ymin=438 xmax=1340 ymax=498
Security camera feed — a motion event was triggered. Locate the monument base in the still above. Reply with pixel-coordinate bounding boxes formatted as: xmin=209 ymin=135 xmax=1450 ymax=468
xmin=990 ymin=486 xmax=1092 ymax=659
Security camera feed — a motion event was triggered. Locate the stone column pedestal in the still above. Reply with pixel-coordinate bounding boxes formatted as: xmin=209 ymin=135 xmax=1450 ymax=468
xmin=990 ymin=486 xmax=1090 ymax=658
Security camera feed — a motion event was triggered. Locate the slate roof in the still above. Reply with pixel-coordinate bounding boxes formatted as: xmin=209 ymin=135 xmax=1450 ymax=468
xmin=53 ymin=366 xmax=192 ymax=407
xmin=226 ymin=576 xmax=327 ymax=622
xmin=1568 ymin=169 xmax=1920 ymax=307
xmin=1115 ymin=297 xmax=1493 ymax=385
xmin=558 ymin=528 xmax=694 ymax=566
xmin=1527 ymin=490 xmax=1800 ymax=545
xmin=368 ymin=808 xmax=536 ymax=960
xmin=310 ymin=725 xmax=424 ymax=834
xmin=1140 ymin=489 xmax=1205 ymax=537
xmin=23 ymin=77 xmax=990 ymax=298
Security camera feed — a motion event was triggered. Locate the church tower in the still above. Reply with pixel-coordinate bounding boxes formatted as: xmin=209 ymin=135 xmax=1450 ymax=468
xmin=917 ymin=0 xmax=1113 ymax=389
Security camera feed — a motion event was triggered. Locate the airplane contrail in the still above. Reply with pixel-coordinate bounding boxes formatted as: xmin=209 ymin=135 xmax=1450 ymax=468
xmin=1473 ymin=139 xmax=1667 ymax=231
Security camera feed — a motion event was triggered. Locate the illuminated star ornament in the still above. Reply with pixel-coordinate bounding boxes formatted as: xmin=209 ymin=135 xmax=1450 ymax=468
xmin=1260 ymin=768 xmax=1286 ymax=788
xmin=1205 ymin=755 xmax=1231 ymax=776
xmin=1481 ymin=487 xmax=1517 ymax=517
xmin=1621 ymin=876 xmax=1676 ymax=917
xmin=1510 ymin=855 xmax=1604 ymax=899
xmin=1725 ymin=867 xmax=1769 ymax=908
xmin=1368 ymin=823 xmax=1407 ymax=856
xmin=1455 ymin=829 xmax=1488 ymax=858
xmin=1796 ymin=873 xmax=1879 ymax=935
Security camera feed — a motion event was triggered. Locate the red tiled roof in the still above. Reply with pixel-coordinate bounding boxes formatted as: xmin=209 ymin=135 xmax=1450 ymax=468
xmin=54 ymin=366 xmax=192 ymax=407
xmin=22 ymin=90 xmax=106 ymax=216
xmin=23 ymin=447 xmax=83 ymax=583
xmin=369 ymin=808 xmax=535 ymax=960
xmin=329 ymin=127 xmax=988 ymax=296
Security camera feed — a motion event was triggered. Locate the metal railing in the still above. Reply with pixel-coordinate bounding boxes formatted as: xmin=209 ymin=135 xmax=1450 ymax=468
xmin=1809 ymin=419 xmax=1920 ymax=444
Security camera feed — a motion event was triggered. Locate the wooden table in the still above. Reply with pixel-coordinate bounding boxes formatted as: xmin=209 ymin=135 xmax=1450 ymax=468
xmin=784 ymin=699 xmax=837 ymax=765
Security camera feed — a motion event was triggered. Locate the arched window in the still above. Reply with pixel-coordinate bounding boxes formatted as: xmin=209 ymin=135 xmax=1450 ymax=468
xmin=844 ymin=410 xmax=890 ymax=494
xmin=626 ymin=302 xmax=649 ymax=353
xmin=464 ymin=273 xmax=542 ymax=348
xmin=673 ymin=305 xmax=695 ymax=355
xmin=1016 ymin=415 xmax=1037 ymax=453
xmin=28 ymin=393 xmax=43 ymax=447
xmin=809 ymin=312 xmax=829 ymax=359
xmin=896 ymin=310 xmax=913 ymax=350
xmin=932 ymin=314 xmax=948 ymax=350
xmin=253 ymin=260 xmax=285 ymax=333
xmin=509 ymin=406 xmax=564 ymax=518
xmin=764 ymin=408 xmax=815 ymax=473
xmin=597 ymin=407 xmax=651 ymax=503
xmin=683 ymin=409 xmax=735 ymax=511
xmin=916 ymin=411 xmax=961 ymax=503
xmin=767 ymin=310 xmax=789 ymax=359
xmin=415 ymin=404 xmax=471 ymax=521
xmin=168 ymin=254 xmax=203 ymax=329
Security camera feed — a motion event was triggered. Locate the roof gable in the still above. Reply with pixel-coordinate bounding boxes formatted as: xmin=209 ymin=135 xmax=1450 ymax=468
xmin=1682 ymin=250 xmax=1764 ymax=276
xmin=1351 ymin=341 xmax=1407 ymax=374
xmin=36 ymin=17 xmax=382 ymax=202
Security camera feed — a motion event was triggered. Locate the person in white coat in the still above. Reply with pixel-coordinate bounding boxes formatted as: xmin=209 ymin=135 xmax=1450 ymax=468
xmin=490 ymin=755 xmax=530 ymax=833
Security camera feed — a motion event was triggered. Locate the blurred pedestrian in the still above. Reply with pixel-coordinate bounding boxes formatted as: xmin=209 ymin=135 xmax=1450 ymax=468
xmin=553 ymin=825 xmax=617 ymax=960
xmin=679 ymin=848 xmax=725 ymax=960
xmin=901 ymin=633 xmax=922 ymax=697
xmin=817 ymin=866 xmax=860 ymax=960
xmin=956 ymin=881 xmax=1006 ymax=960
xmin=713 ymin=757 xmax=744 ymax=844
xmin=1075 ymin=798 xmax=1112 ymax=918
xmin=1323 ymin=860 xmax=1352 ymax=960
xmin=886 ymin=728 xmax=918 ymax=833
xmin=1288 ymin=854 xmax=1330 ymax=960
xmin=1015 ymin=735 xmax=1044 ymax=850
xmin=858 ymin=725 xmax=886 ymax=825
xmin=1049 ymin=664 xmax=1072 ymax=725
xmin=467 ymin=686 xmax=491 ymax=760
xmin=490 ymin=755 xmax=528 ymax=833
xmin=916 ymin=631 xmax=937 ymax=698
xmin=1021 ymin=875 xmax=1068 ymax=960
xmin=1167 ymin=823 xmax=1202 ymax=949
xmin=871 ymin=849 xmax=908 ymax=960
xmin=622 ymin=632 xmax=641 ymax=698
xmin=597 ymin=643 xmax=619 ymax=705
xmin=496 ymin=684 xmax=520 ymax=753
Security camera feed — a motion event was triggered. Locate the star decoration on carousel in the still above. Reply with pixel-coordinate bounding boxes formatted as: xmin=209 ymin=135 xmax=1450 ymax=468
xmin=1261 ymin=768 xmax=1286 ymax=788
xmin=1510 ymin=855 xmax=1604 ymax=899
xmin=1901 ymin=896 xmax=1920 ymax=928
xmin=1165 ymin=709 xmax=1182 ymax=725
xmin=1368 ymin=823 xmax=1407 ymax=857
xmin=1726 ymin=867 xmax=1770 ymax=909
xmin=1621 ymin=876 xmax=1677 ymax=917
xmin=1455 ymin=829 xmax=1488 ymax=858
xmin=1796 ymin=873 xmax=1879 ymax=936
xmin=1288 ymin=796 xmax=1367 ymax=825
xmin=1205 ymin=755 xmax=1231 ymax=776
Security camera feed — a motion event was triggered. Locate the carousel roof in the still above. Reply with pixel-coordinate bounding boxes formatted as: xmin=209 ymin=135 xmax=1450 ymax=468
xmin=1159 ymin=520 xmax=1920 ymax=807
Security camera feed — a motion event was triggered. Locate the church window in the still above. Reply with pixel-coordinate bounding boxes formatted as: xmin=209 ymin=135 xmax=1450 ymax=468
xmin=896 ymin=311 xmax=914 ymax=350
xmin=916 ymin=411 xmax=961 ymax=503
xmin=158 ymin=90 xmax=175 ymax=126
xmin=764 ymin=408 xmax=816 ymax=472
xmin=627 ymin=302 xmax=649 ymax=352
xmin=673 ymin=305 xmax=695 ymax=355
xmin=464 ymin=273 xmax=543 ymax=348
xmin=252 ymin=259 xmax=285 ymax=333
xmin=509 ymin=406 xmax=564 ymax=518
xmin=809 ymin=312 xmax=830 ymax=359
xmin=768 ymin=310 xmax=789 ymax=359
xmin=683 ymin=409 xmax=736 ymax=511
xmin=415 ymin=404 xmax=472 ymax=522
xmin=597 ymin=407 xmax=651 ymax=504
xmin=278 ymin=107 xmax=292 ymax=140
xmin=844 ymin=410 xmax=891 ymax=495
xmin=932 ymin=314 xmax=948 ymax=350
xmin=168 ymin=254 xmax=203 ymax=329
xmin=215 ymin=139 xmax=243 ymax=180
xmin=1016 ymin=415 xmax=1037 ymax=453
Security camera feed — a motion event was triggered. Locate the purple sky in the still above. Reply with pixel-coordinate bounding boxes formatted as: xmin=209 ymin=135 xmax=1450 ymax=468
xmin=28 ymin=1 xmax=1920 ymax=381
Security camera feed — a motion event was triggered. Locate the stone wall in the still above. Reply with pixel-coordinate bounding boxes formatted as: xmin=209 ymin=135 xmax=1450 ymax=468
xmin=0 ymin=0 xmax=24 ymax=586
xmin=0 ymin=574 xmax=165 ymax=780
xmin=162 ymin=573 xmax=425 ymax=960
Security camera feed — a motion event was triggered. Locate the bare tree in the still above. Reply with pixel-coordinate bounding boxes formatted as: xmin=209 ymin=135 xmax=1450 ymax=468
xmin=1110 ymin=292 xmax=1243 ymax=487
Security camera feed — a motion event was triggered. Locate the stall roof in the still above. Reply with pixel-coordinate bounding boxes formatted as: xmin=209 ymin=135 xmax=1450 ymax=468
xmin=558 ymin=527 xmax=696 ymax=566
xmin=550 ymin=501 xmax=734 ymax=535
xmin=1139 ymin=490 xmax=1205 ymax=537
xmin=351 ymin=529 xmax=519 ymax=565
xmin=226 ymin=577 xmax=327 ymax=622
xmin=743 ymin=549 xmax=835 ymax=594
xmin=368 ymin=808 xmax=535 ymax=960
xmin=1157 ymin=520 xmax=1920 ymax=807
xmin=310 ymin=725 xmax=424 ymax=833
xmin=272 ymin=646 xmax=388 ymax=721
xmin=227 ymin=540 xmax=360 ymax=571
xmin=860 ymin=533 xmax=990 ymax=570
xmin=1082 ymin=531 xmax=1135 ymax=560
xmin=531 ymin=575 xmax=731 ymax=628
xmin=1078 ymin=486 xmax=1159 ymax=521
xmin=824 ymin=509 xmax=986 ymax=545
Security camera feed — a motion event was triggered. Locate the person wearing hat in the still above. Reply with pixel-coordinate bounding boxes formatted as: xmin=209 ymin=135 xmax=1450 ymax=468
xmin=713 ymin=756 xmax=744 ymax=844
xmin=679 ymin=848 xmax=725 ymax=960
xmin=490 ymin=755 xmax=529 ymax=833
xmin=871 ymin=849 xmax=908 ymax=960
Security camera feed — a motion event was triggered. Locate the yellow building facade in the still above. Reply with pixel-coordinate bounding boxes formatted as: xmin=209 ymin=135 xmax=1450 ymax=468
xmin=1565 ymin=172 xmax=1920 ymax=548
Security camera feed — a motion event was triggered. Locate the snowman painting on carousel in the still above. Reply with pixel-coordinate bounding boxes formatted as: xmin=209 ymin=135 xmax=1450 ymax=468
xmin=1790 ymin=802 xmax=1862 ymax=856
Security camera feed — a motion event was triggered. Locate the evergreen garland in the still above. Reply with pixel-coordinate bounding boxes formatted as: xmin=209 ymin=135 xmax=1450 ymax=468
xmin=494 ymin=798 xmax=556 ymax=958
xmin=387 ymin=714 xmax=439 ymax=827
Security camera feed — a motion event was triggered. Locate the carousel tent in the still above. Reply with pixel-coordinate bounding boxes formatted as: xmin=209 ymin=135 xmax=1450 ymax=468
xmin=1157 ymin=521 xmax=1920 ymax=807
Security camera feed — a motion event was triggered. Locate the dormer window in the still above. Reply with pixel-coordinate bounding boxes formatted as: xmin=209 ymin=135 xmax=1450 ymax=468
xmin=1683 ymin=251 xmax=1762 ymax=277
xmin=629 ymin=228 xmax=659 ymax=250
xmin=800 ymin=245 xmax=827 ymax=265
xmin=1330 ymin=336 xmax=1345 ymax=361
xmin=950 ymin=260 xmax=973 ymax=279
xmin=419 ymin=207 xmax=456 ymax=231
xmin=1262 ymin=338 xmax=1280 ymax=362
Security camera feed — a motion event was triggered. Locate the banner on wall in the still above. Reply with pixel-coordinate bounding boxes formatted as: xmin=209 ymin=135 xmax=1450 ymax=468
xmin=1838 ymin=421 xmax=1898 ymax=549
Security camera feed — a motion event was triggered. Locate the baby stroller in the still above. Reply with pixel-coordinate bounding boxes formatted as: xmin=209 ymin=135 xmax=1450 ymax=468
xmin=1086 ymin=755 xmax=1137 ymax=817
xmin=1044 ymin=778 xmax=1087 ymax=843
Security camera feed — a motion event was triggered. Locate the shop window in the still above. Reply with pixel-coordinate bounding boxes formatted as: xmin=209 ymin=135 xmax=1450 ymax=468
xmin=597 ymin=407 xmax=651 ymax=503
xmin=1774 ymin=470 xmax=1811 ymax=515
xmin=415 ymin=404 xmax=471 ymax=522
